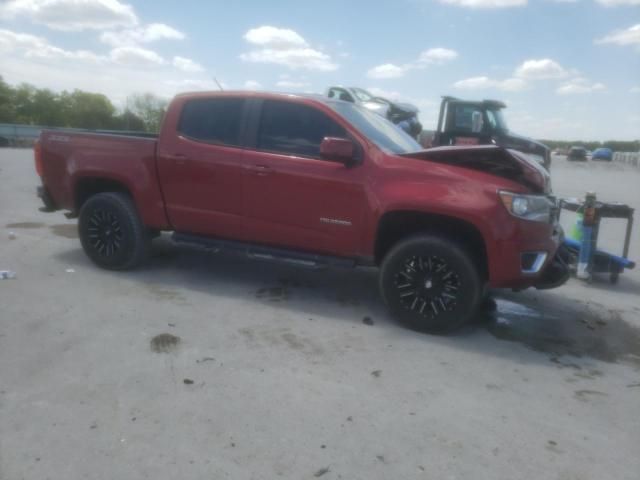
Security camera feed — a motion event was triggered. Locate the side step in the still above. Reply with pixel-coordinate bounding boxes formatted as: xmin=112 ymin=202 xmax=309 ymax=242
xmin=172 ymin=232 xmax=357 ymax=269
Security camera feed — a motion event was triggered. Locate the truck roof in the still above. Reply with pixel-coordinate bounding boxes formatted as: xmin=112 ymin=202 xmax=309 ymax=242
xmin=174 ymin=90 xmax=336 ymax=105
xmin=442 ymin=96 xmax=506 ymax=109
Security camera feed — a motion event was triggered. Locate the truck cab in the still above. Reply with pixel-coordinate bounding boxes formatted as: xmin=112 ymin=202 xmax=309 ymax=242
xmin=431 ymin=97 xmax=551 ymax=170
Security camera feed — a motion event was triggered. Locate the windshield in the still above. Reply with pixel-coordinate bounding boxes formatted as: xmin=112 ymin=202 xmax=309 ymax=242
xmin=351 ymin=88 xmax=376 ymax=103
xmin=329 ymin=101 xmax=422 ymax=154
xmin=486 ymin=108 xmax=509 ymax=132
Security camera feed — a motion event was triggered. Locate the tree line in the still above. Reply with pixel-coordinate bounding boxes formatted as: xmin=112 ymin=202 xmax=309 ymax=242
xmin=1 ymin=76 xmax=638 ymax=150
xmin=0 ymin=76 xmax=167 ymax=133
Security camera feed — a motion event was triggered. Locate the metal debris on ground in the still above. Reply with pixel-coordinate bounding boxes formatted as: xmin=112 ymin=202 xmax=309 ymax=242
xmin=8 ymin=231 xmax=16 ymax=240
xmin=65 ymin=268 xmax=75 ymax=273
xmin=1 ymin=270 xmax=17 ymax=279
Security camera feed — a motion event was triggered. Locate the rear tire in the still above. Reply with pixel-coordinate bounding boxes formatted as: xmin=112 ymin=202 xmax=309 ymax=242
xmin=379 ymin=234 xmax=483 ymax=333
xmin=78 ymin=192 xmax=150 ymax=270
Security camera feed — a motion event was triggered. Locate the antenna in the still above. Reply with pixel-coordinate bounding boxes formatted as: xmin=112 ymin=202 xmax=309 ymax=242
xmin=213 ymin=77 xmax=224 ymax=91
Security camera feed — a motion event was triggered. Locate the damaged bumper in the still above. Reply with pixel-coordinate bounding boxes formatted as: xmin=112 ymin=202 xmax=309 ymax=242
xmin=532 ymin=242 xmax=571 ymax=290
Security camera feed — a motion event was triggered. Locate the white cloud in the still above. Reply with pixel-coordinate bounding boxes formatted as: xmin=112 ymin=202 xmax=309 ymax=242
xmin=418 ymin=47 xmax=458 ymax=64
xmin=243 ymin=80 xmax=262 ymax=90
xmin=110 ymin=46 xmax=164 ymax=66
xmin=630 ymin=86 xmax=640 ymax=93
xmin=366 ymin=47 xmax=458 ymax=79
xmin=165 ymin=79 xmax=223 ymax=92
xmin=240 ymin=25 xmax=338 ymax=71
xmin=275 ymin=80 xmax=310 ymax=88
xmin=366 ymin=63 xmax=407 ymax=79
xmin=595 ymin=0 xmax=640 ymax=5
xmin=240 ymin=48 xmax=337 ymax=71
xmin=172 ymin=56 xmax=203 ymax=72
xmin=0 ymin=28 xmax=104 ymax=62
xmin=556 ymin=78 xmax=606 ymax=95
xmin=244 ymin=26 xmax=308 ymax=49
xmin=100 ymin=23 xmax=184 ymax=47
xmin=0 ymin=0 xmax=138 ymax=31
xmin=515 ymin=58 xmax=567 ymax=79
xmin=596 ymin=24 xmax=640 ymax=47
xmin=437 ymin=0 xmax=526 ymax=7
xmin=453 ymin=75 xmax=526 ymax=91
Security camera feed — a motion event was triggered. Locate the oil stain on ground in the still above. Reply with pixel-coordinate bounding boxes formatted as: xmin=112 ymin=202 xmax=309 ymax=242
xmin=485 ymin=297 xmax=640 ymax=367
xmin=50 ymin=224 xmax=78 ymax=238
xmin=6 ymin=222 xmax=44 ymax=229
xmin=150 ymin=333 xmax=181 ymax=353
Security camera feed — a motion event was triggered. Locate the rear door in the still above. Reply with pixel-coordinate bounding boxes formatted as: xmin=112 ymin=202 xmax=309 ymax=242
xmin=242 ymin=99 xmax=367 ymax=257
xmin=157 ymin=96 xmax=248 ymax=239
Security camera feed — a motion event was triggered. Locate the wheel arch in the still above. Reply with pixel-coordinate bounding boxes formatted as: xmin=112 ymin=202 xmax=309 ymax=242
xmin=374 ymin=210 xmax=489 ymax=281
xmin=73 ymin=176 xmax=134 ymax=213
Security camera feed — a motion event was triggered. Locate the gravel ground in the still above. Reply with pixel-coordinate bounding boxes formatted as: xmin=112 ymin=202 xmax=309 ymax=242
xmin=1 ymin=149 xmax=639 ymax=480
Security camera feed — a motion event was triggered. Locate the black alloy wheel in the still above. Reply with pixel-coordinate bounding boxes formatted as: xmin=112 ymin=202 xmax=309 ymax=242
xmin=78 ymin=192 xmax=150 ymax=270
xmin=380 ymin=234 xmax=482 ymax=333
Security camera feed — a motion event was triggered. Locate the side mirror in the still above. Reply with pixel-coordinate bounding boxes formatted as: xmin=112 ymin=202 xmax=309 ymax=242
xmin=320 ymin=137 xmax=356 ymax=165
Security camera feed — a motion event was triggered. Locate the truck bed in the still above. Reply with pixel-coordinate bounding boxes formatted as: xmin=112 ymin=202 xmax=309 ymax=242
xmin=38 ymin=129 xmax=169 ymax=228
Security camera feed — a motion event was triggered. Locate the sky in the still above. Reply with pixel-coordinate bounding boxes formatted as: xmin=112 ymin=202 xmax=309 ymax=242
xmin=0 ymin=0 xmax=639 ymax=140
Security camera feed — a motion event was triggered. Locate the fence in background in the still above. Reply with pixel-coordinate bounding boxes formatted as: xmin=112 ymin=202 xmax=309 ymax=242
xmin=613 ymin=152 xmax=640 ymax=168
xmin=0 ymin=123 xmax=42 ymax=147
xmin=0 ymin=123 xmax=155 ymax=148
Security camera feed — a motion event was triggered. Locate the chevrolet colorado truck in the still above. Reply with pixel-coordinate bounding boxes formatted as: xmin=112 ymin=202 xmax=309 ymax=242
xmin=35 ymin=91 xmax=568 ymax=332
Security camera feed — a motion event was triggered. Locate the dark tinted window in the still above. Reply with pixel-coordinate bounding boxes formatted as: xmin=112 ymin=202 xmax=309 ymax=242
xmin=453 ymin=105 xmax=483 ymax=133
xmin=257 ymin=100 xmax=346 ymax=158
xmin=178 ymin=98 xmax=244 ymax=146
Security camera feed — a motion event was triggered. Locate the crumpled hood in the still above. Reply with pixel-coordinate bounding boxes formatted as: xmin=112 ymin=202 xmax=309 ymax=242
xmin=499 ymin=131 xmax=549 ymax=155
xmin=399 ymin=145 xmax=550 ymax=193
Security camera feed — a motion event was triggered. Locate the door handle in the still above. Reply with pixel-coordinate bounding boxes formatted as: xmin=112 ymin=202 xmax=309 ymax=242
xmin=246 ymin=165 xmax=273 ymax=176
xmin=167 ymin=153 xmax=188 ymax=165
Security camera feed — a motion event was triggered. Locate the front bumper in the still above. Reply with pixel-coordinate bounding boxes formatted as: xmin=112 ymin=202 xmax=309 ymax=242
xmin=489 ymin=212 xmax=569 ymax=290
xmin=532 ymin=242 xmax=570 ymax=289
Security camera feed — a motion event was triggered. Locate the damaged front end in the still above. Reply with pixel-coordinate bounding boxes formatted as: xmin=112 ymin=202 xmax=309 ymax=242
xmin=532 ymin=240 xmax=571 ymax=290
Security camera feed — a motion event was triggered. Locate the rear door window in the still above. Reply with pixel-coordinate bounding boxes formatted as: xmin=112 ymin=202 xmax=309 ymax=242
xmin=178 ymin=98 xmax=245 ymax=146
xmin=256 ymin=100 xmax=346 ymax=158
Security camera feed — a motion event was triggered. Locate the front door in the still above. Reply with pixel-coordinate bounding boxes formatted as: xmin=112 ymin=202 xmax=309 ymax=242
xmin=157 ymin=96 xmax=247 ymax=239
xmin=242 ymin=99 xmax=366 ymax=257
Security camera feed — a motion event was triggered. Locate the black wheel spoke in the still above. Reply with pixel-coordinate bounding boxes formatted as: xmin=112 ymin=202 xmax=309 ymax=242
xmin=87 ymin=209 xmax=123 ymax=258
xmin=394 ymin=254 xmax=461 ymax=320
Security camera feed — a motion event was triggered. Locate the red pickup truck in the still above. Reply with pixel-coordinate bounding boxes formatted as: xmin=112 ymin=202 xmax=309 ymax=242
xmin=35 ymin=91 xmax=568 ymax=332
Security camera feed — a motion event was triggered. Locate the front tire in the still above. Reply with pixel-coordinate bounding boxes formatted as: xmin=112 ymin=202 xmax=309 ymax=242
xmin=379 ymin=234 xmax=483 ymax=333
xmin=78 ymin=192 xmax=150 ymax=270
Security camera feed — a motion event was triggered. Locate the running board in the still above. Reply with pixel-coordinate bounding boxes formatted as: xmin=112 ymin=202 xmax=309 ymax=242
xmin=172 ymin=232 xmax=357 ymax=268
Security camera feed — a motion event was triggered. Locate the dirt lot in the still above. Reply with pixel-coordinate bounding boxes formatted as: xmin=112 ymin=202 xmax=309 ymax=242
xmin=1 ymin=149 xmax=639 ymax=480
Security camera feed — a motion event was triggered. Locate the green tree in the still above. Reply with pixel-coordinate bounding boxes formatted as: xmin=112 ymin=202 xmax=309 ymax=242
xmin=12 ymin=83 xmax=37 ymax=124
xmin=64 ymin=90 xmax=116 ymax=129
xmin=127 ymin=93 xmax=168 ymax=133
xmin=0 ymin=76 xmax=15 ymax=123
xmin=112 ymin=109 xmax=146 ymax=131
xmin=31 ymin=89 xmax=65 ymax=126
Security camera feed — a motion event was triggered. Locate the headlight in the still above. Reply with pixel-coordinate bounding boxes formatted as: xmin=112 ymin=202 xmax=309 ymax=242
xmin=499 ymin=191 xmax=553 ymax=223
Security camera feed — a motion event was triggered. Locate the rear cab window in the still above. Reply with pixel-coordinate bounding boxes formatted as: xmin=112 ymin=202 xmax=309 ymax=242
xmin=178 ymin=97 xmax=245 ymax=146
xmin=257 ymin=100 xmax=347 ymax=158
